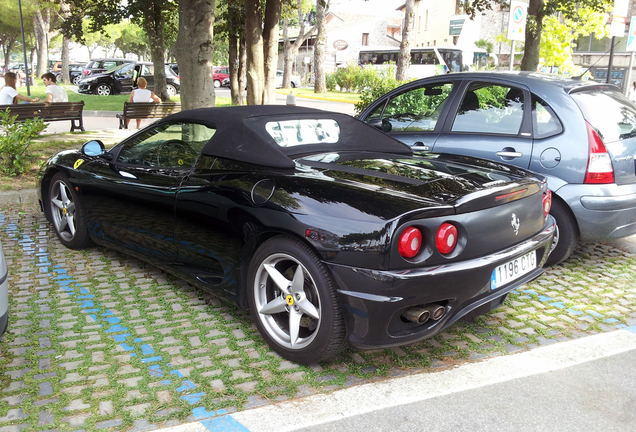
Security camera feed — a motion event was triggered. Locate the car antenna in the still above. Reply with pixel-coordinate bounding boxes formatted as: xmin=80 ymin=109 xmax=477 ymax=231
xmin=572 ymin=40 xmax=619 ymax=80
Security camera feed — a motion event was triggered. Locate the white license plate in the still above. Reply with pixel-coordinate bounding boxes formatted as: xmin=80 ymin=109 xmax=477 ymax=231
xmin=491 ymin=250 xmax=537 ymax=290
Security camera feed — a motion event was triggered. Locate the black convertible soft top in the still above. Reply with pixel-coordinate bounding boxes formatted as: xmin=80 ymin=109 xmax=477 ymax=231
xmin=156 ymin=105 xmax=412 ymax=168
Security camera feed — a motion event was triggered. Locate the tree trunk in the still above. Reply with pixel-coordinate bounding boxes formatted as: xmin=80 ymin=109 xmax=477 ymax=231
xmin=262 ymin=0 xmax=281 ymax=104
xmin=174 ymin=0 xmax=216 ymax=110
xmin=61 ymin=37 xmax=70 ymax=84
xmin=397 ymin=0 xmax=415 ymax=81
xmin=33 ymin=9 xmax=59 ymax=78
xmin=313 ymin=0 xmax=328 ymax=93
xmin=520 ymin=0 xmax=544 ymax=72
xmin=239 ymin=37 xmax=247 ymax=105
xmin=143 ymin=3 xmax=168 ymax=101
xmin=245 ymin=0 xmax=264 ymax=105
xmin=283 ymin=0 xmax=316 ymax=88
xmin=229 ymin=35 xmax=241 ymax=105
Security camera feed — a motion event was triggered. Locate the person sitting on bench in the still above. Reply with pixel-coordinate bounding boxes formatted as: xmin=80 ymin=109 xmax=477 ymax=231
xmin=0 ymin=72 xmax=40 ymax=104
xmin=127 ymin=77 xmax=161 ymax=129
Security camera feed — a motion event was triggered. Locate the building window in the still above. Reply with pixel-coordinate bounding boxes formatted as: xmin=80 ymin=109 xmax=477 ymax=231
xmin=418 ymin=16 xmax=421 ymax=32
xmin=425 ymin=10 xmax=428 ymax=31
xmin=362 ymin=33 xmax=369 ymax=46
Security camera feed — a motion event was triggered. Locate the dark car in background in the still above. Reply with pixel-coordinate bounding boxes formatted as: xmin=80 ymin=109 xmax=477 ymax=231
xmin=82 ymin=58 xmax=132 ymax=78
xmin=78 ymin=61 xmax=180 ymax=96
xmin=359 ymin=72 xmax=636 ymax=267
xmin=54 ymin=62 xmax=86 ymax=85
xmin=37 ymin=105 xmax=554 ymax=363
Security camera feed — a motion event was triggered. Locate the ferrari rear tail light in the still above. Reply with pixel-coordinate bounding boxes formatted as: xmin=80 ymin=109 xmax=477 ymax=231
xmin=584 ymin=122 xmax=614 ymax=184
xmin=543 ymin=190 xmax=552 ymax=218
xmin=436 ymin=223 xmax=458 ymax=255
xmin=398 ymin=227 xmax=422 ymax=258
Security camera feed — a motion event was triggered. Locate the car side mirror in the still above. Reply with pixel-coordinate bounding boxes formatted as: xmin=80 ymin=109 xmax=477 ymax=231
xmin=82 ymin=140 xmax=105 ymax=157
xmin=367 ymin=118 xmax=384 ymax=130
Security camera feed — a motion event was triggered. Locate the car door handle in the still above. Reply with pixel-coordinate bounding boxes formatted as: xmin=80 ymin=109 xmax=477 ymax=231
xmin=412 ymin=145 xmax=430 ymax=152
xmin=496 ymin=151 xmax=522 ymax=158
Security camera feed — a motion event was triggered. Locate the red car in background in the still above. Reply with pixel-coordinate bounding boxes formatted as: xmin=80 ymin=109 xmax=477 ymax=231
xmin=213 ymin=66 xmax=229 ymax=88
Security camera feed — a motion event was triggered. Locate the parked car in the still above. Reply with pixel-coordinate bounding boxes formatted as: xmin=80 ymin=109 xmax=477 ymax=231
xmin=37 ymin=106 xmax=555 ymax=363
xmin=0 ymin=239 xmax=8 ymax=337
xmin=358 ymin=71 xmax=636 ymax=267
xmin=82 ymin=58 xmax=132 ymax=78
xmin=78 ymin=62 xmax=180 ymax=96
xmin=167 ymin=62 xmax=179 ymax=76
xmin=213 ymin=66 xmax=229 ymax=88
xmin=54 ymin=62 xmax=86 ymax=85
xmin=276 ymin=70 xmax=302 ymax=88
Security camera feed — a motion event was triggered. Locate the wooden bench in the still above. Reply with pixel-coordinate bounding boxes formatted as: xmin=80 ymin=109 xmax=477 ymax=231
xmin=117 ymin=102 xmax=181 ymax=129
xmin=0 ymin=101 xmax=85 ymax=132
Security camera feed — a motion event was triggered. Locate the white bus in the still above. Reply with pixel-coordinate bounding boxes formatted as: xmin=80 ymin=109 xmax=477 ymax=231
xmin=358 ymin=46 xmax=488 ymax=79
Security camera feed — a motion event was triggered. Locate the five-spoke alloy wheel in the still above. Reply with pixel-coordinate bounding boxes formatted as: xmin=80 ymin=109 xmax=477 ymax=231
xmin=48 ymin=173 xmax=91 ymax=249
xmin=248 ymin=236 xmax=345 ymax=363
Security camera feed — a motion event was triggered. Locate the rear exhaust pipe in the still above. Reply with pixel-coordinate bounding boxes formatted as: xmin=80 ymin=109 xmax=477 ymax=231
xmin=402 ymin=307 xmax=431 ymax=324
xmin=425 ymin=304 xmax=446 ymax=320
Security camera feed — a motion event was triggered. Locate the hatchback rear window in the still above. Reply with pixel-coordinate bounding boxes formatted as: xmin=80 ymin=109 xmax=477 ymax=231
xmin=570 ymin=88 xmax=636 ymax=143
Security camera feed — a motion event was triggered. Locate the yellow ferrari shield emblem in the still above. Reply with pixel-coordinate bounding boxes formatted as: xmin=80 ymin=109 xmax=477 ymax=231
xmin=286 ymin=295 xmax=294 ymax=306
xmin=74 ymin=159 xmax=84 ymax=169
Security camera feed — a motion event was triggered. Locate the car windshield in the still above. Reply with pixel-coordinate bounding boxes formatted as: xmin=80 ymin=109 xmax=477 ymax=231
xmin=570 ymin=88 xmax=636 ymax=142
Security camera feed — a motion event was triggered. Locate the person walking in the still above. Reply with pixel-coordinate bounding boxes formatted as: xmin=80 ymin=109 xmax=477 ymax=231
xmin=41 ymin=72 xmax=68 ymax=103
xmin=127 ymin=77 xmax=161 ymax=129
xmin=0 ymin=72 xmax=40 ymax=104
xmin=629 ymin=81 xmax=636 ymax=103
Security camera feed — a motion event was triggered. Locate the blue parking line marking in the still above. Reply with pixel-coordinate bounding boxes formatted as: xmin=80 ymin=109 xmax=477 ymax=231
xmin=200 ymin=415 xmax=251 ymax=432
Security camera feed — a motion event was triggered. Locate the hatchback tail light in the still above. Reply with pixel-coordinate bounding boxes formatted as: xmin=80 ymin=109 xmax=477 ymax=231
xmin=543 ymin=190 xmax=552 ymax=218
xmin=584 ymin=122 xmax=614 ymax=184
xmin=436 ymin=223 xmax=458 ymax=255
xmin=398 ymin=227 xmax=422 ymax=258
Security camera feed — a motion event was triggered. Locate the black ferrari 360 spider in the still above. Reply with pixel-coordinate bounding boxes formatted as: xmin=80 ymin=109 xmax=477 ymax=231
xmin=37 ymin=106 xmax=555 ymax=363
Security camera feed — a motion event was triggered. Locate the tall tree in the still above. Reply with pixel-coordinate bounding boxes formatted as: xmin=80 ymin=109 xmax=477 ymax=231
xmin=245 ymin=0 xmax=264 ymax=105
xmin=281 ymin=0 xmax=315 ymax=89
xmin=313 ymin=0 xmax=328 ymax=93
xmin=464 ymin=0 xmax=612 ymax=71
xmin=396 ymin=0 xmax=415 ymax=81
xmin=217 ymin=0 xmax=246 ymax=105
xmin=32 ymin=1 xmax=60 ymax=77
xmin=262 ymin=0 xmax=281 ymax=104
xmin=174 ymin=0 xmax=216 ymax=110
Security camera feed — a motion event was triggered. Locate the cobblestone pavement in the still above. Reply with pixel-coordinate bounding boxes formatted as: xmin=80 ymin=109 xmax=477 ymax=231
xmin=1 ymin=205 xmax=636 ymax=432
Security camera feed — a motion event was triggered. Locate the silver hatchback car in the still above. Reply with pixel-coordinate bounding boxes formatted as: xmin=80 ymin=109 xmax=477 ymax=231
xmin=359 ymin=72 xmax=636 ymax=266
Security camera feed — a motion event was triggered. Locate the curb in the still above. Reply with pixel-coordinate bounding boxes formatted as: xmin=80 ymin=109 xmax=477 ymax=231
xmin=0 ymin=189 xmax=38 ymax=207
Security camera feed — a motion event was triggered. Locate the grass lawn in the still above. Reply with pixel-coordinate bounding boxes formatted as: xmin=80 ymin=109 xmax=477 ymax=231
xmin=17 ymin=84 xmax=232 ymax=111
xmin=0 ymin=137 xmax=89 ymax=191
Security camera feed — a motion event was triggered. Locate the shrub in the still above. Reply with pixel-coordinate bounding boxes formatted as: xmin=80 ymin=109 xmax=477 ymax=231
xmin=0 ymin=109 xmax=47 ymax=177
xmin=354 ymin=66 xmax=405 ymax=116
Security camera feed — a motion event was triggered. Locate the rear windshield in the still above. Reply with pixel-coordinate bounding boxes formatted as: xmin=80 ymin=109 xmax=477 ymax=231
xmin=570 ymin=88 xmax=636 ymax=142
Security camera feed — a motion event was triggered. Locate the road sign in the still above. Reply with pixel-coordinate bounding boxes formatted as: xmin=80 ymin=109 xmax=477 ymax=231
xmin=611 ymin=0 xmax=629 ymax=37
xmin=627 ymin=17 xmax=636 ymax=51
xmin=507 ymin=1 xmax=527 ymax=41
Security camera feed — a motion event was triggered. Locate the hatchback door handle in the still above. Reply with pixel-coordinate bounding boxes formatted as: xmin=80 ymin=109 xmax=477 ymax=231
xmin=496 ymin=151 xmax=522 ymax=158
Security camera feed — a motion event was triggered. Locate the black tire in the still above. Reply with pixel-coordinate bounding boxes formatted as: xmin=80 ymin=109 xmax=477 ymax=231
xmin=95 ymin=84 xmax=112 ymax=96
xmin=544 ymin=198 xmax=578 ymax=267
xmin=290 ymin=82 xmax=296 ymax=88
xmin=166 ymin=84 xmax=177 ymax=97
xmin=48 ymin=173 xmax=92 ymax=250
xmin=247 ymin=235 xmax=346 ymax=363
xmin=72 ymin=76 xmax=81 ymax=85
